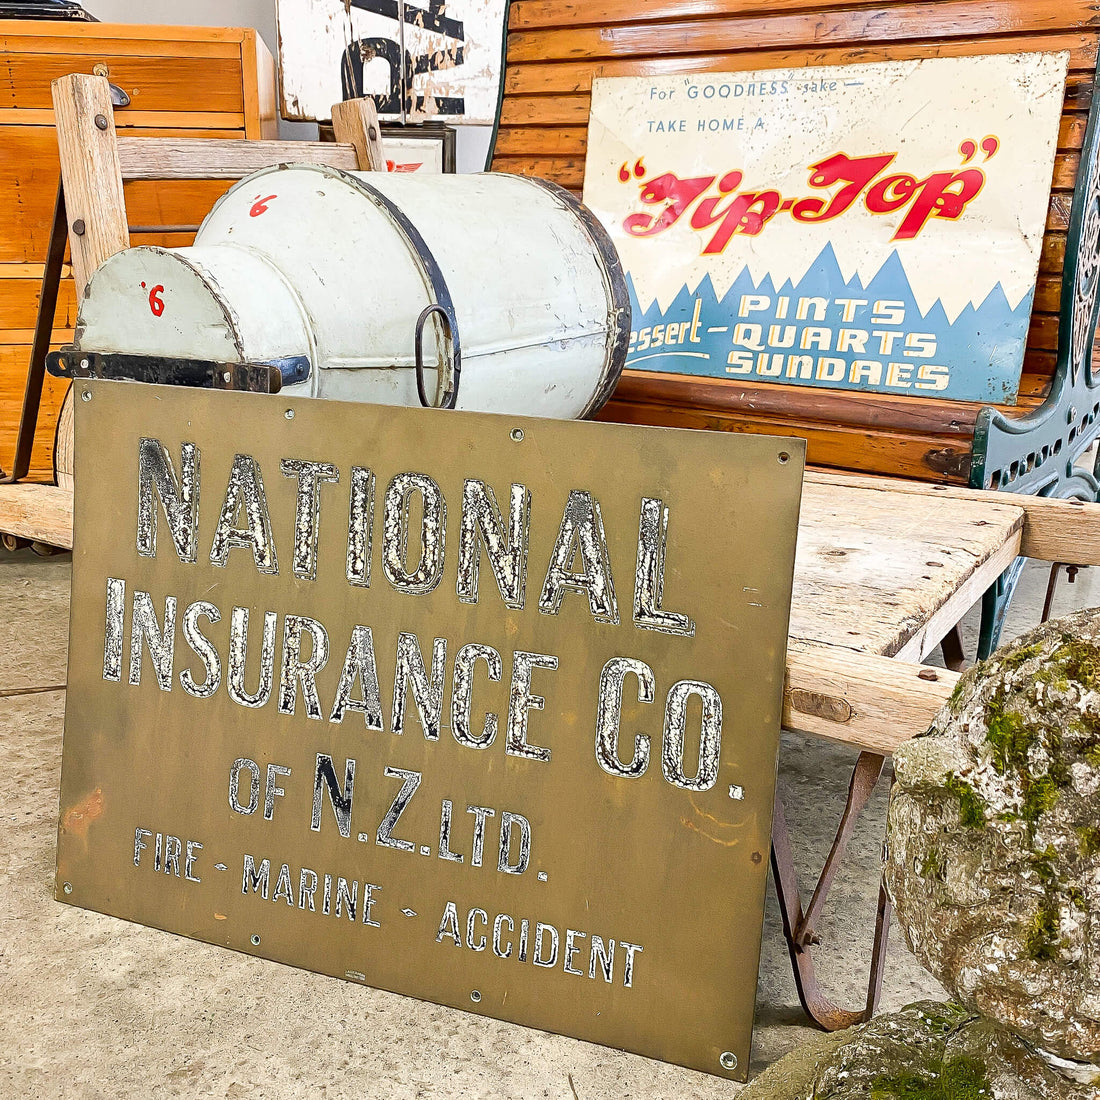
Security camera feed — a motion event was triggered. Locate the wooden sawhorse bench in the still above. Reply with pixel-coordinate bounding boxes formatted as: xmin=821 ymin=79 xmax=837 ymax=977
xmin=776 ymin=473 xmax=1096 ymax=1027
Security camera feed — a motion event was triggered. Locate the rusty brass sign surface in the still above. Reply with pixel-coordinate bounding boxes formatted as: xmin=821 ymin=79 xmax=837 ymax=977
xmin=56 ymin=381 xmax=804 ymax=1081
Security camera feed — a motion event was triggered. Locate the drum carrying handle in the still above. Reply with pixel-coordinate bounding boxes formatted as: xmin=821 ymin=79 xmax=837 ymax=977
xmin=414 ymin=303 xmax=461 ymax=410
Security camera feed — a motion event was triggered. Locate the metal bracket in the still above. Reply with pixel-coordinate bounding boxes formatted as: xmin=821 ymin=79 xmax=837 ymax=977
xmin=46 ymin=350 xmax=311 ymax=394
xmin=414 ymin=304 xmax=461 ymax=409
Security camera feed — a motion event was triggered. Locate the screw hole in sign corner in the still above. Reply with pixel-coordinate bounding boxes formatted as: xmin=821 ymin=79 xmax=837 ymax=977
xmin=777 ymin=451 xmax=791 ymax=465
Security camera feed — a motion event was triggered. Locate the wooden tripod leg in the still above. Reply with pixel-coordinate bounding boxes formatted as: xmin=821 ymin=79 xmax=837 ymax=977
xmin=2 ymin=180 xmax=68 ymax=485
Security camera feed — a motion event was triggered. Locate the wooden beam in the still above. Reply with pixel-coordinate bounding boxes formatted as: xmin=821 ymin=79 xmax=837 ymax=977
xmin=785 ymin=640 xmax=959 ymax=754
xmin=51 ymin=74 xmax=129 ymax=296
xmin=117 ymin=138 xmax=360 ymax=180
xmin=330 ymin=98 xmax=387 ymax=172
xmin=892 ymin=533 xmax=1023 ymax=662
xmin=0 ymin=485 xmax=73 ymax=550
xmin=805 ymin=469 xmax=1100 ymax=566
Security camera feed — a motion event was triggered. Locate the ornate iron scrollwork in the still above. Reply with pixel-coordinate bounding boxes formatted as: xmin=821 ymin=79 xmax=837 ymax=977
xmin=970 ymin=61 xmax=1100 ymax=655
xmin=971 ymin=61 xmax=1100 ymax=507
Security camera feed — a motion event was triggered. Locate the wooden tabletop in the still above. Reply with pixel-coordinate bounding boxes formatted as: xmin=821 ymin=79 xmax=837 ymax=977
xmin=793 ymin=478 xmax=1026 ymax=661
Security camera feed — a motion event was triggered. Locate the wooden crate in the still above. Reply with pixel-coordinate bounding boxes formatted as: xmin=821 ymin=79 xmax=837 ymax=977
xmin=0 ymin=20 xmax=277 ymax=480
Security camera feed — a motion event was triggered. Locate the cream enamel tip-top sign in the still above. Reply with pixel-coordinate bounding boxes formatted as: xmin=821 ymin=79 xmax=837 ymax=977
xmin=56 ymin=383 xmax=804 ymax=1081
xmin=581 ymin=53 xmax=1069 ymax=405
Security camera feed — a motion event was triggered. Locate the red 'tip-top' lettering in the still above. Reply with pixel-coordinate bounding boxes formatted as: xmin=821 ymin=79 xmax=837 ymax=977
xmin=617 ymin=141 xmax=994 ymax=248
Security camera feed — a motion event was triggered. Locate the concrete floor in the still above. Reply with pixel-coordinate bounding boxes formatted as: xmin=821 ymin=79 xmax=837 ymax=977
xmin=1 ymin=550 xmax=1096 ymax=1099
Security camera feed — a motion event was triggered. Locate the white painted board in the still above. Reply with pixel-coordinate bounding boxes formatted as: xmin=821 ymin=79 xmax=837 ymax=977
xmin=277 ymin=0 xmax=506 ymax=124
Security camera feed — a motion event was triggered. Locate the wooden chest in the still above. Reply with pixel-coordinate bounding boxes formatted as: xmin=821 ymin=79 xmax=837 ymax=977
xmin=0 ymin=20 xmax=277 ymax=479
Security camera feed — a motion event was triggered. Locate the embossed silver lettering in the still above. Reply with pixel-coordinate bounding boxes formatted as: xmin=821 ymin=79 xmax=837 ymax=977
xmin=209 ymin=454 xmax=278 ymax=574
xmin=281 ymin=458 xmax=339 ymax=580
xmin=457 ymin=479 xmax=530 ymax=609
xmin=595 ymin=657 xmax=654 ymax=778
xmin=137 ymin=438 xmax=199 ymax=562
xmin=539 ymin=490 xmax=619 ymax=624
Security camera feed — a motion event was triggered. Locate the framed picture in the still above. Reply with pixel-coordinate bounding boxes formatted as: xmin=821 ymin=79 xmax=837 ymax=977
xmin=380 ymin=123 xmax=456 ymax=174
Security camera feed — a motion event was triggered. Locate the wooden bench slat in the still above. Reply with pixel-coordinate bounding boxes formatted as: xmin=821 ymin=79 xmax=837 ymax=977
xmin=607 ymin=370 xmax=1047 ymax=435
xmin=600 ymin=397 xmax=977 ymax=480
xmin=504 ymin=37 xmax=1100 ymax=95
xmin=1048 ymin=193 xmax=1073 ymax=231
xmin=507 ymin=1 xmax=1100 ymax=63
xmin=1060 ymin=112 xmax=1088 ymax=148
xmin=1053 ymin=150 xmax=1079 ymax=187
xmin=785 ymin=639 xmax=960 ymax=751
xmin=1028 ymin=312 xmax=1060 ymax=350
xmin=1040 ymin=231 xmax=1067 ymax=273
xmin=510 ymin=0 xmax=982 ymax=31
xmin=493 ymin=154 xmax=586 ymax=186
xmin=117 ymin=137 xmax=360 ymax=180
xmin=499 ymin=94 xmax=593 ymax=126
xmin=0 ymin=484 xmax=72 ymax=549
xmin=1024 ymin=348 xmax=1059 ymax=380
xmin=803 ymin=469 xmax=1100 ymax=568
xmin=493 ymin=126 xmax=588 ymax=156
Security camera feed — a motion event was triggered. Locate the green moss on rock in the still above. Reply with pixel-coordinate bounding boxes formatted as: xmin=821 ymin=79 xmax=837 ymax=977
xmin=984 ymin=692 xmax=1034 ymax=774
xmin=1058 ymin=638 xmax=1100 ymax=691
xmin=1021 ymin=773 xmax=1060 ymax=826
xmin=1029 ymin=846 xmax=1057 ymax=884
xmin=919 ymin=845 xmax=945 ymax=882
xmin=945 ymin=678 xmax=968 ymax=715
xmin=1077 ymin=825 xmax=1100 ymax=858
xmin=1025 ymin=898 xmax=1062 ymax=962
xmin=1002 ymin=640 xmax=1045 ymax=671
xmin=944 ymin=773 xmax=985 ymax=828
xmin=870 ymin=1054 xmax=991 ymax=1100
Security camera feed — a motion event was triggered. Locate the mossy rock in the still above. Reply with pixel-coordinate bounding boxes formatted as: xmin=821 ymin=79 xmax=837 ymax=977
xmin=740 ymin=1001 xmax=1095 ymax=1099
xmin=886 ymin=608 xmax=1100 ymax=1071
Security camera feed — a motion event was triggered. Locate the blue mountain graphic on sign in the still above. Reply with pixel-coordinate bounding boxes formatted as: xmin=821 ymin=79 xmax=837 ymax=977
xmin=626 ymin=242 xmax=1033 ymax=404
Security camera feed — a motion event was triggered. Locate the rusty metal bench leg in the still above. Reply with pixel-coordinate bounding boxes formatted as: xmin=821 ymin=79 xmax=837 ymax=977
xmin=770 ymin=750 xmax=892 ymax=1031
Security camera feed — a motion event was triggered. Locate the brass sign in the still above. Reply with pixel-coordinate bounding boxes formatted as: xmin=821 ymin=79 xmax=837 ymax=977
xmin=56 ymin=382 xmax=804 ymax=1080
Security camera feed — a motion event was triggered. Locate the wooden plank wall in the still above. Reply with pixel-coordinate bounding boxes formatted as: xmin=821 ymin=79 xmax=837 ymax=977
xmin=490 ymin=0 xmax=1100 ymax=481
xmin=0 ymin=22 xmax=276 ymax=481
